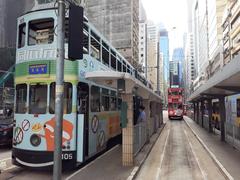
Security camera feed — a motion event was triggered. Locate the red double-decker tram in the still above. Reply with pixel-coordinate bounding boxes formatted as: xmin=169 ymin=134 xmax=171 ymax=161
xmin=168 ymin=88 xmax=184 ymax=120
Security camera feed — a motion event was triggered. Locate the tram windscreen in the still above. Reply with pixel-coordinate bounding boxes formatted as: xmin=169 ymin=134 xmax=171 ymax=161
xmin=29 ymin=84 xmax=47 ymax=114
xmin=15 ymin=84 xmax=27 ymax=113
xmin=168 ymin=103 xmax=179 ymax=109
xmin=28 ymin=18 xmax=54 ymax=45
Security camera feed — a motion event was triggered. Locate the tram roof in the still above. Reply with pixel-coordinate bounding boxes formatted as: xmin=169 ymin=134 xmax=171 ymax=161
xmin=85 ymin=71 xmax=162 ymax=101
xmin=189 ymin=54 xmax=240 ymax=102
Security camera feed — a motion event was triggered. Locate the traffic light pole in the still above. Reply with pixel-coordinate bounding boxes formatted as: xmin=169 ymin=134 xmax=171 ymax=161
xmin=53 ymin=0 xmax=65 ymax=179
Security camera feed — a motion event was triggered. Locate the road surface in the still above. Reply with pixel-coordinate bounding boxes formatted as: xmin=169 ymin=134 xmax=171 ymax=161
xmin=135 ymin=120 xmax=226 ymax=180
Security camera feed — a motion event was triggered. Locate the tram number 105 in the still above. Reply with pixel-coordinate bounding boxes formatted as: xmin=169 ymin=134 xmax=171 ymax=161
xmin=62 ymin=153 xmax=73 ymax=160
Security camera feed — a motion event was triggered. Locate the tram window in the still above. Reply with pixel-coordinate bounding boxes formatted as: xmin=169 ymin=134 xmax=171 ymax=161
xmin=123 ymin=61 xmax=126 ymax=72
xmin=29 ymin=84 xmax=47 ymax=114
xmin=118 ymin=98 xmax=122 ymax=110
xmin=101 ymin=88 xmax=109 ymax=111
xmin=90 ymin=35 xmax=100 ymax=60
xmin=18 ymin=23 xmax=26 ymax=48
xmin=91 ymin=86 xmax=100 ymax=112
xmin=49 ymin=83 xmax=72 ymax=114
xmin=110 ymin=91 xmax=117 ymax=111
xmin=15 ymin=84 xmax=27 ymax=113
xmin=28 ymin=18 xmax=54 ymax=45
xmin=111 ymin=50 xmax=117 ymax=70
xmin=237 ymin=99 xmax=240 ymax=117
xmin=117 ymin=59 xmax=122 ymax=72
xmin=102 ymin=46 xmax=109 ymax=66
xmin=83 ymin=32 xmax=89 ymax=54
xmin=127 ymin=65 xmax=130 ymax=73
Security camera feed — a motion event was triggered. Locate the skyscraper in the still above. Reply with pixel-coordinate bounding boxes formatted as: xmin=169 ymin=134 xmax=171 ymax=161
xmin=172 ymin=48 xmax=184 ymax=87
xmin=147 ymin=22 xmax=158 ymax=91
xmin=159 ymin=29 xmax=169 ymax=86
xmin=139 ymin=0 xmax=147 ymax=76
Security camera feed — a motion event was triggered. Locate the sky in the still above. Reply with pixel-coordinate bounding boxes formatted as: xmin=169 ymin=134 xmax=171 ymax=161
xmin=141 ymin=0 xmax=188 ymax=53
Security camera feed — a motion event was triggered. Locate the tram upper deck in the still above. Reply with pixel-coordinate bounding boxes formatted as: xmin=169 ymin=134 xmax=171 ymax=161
xmin=15 ymin=8 xmax=151 ymax=88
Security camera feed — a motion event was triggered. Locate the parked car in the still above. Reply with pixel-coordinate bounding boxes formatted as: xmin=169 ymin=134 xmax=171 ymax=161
xmin=0 ymin=117 xmax=13 ymax=146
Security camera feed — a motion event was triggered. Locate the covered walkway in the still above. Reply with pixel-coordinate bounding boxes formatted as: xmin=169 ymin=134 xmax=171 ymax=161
xmin=188 ymin=54 xmax=240 ymax=142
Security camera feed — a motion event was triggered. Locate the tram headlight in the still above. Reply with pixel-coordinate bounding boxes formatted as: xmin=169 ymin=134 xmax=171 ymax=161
xmin=30 ymin=134 xmax=41 ymax=147
xmin=3 ymin=130 xmax=8 ymax=136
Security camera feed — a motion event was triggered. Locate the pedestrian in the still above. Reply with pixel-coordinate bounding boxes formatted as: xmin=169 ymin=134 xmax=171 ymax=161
xmin=137 ymin=105 xmax=146 ymax=123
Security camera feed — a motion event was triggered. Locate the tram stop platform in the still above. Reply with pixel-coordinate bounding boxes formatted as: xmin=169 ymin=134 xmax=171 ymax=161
xmin=184 ymin=116 xmax=240 ymax=179
xmin=66 ymin=126 xmax=165 ymax=180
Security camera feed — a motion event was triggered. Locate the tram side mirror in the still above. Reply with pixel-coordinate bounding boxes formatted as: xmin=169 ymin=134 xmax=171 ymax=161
xmin=68 ymin=4 xmax=83 ymax=60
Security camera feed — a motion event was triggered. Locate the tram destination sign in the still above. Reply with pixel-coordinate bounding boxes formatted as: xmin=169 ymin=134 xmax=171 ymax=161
xmin=29 ymin=64 xmax=48 ymax=75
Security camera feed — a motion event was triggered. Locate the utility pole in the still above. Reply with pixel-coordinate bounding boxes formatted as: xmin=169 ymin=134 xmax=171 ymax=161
xmin=53 ymin=0 xmax=65 ymax=179
xmin=157 ymin=41 xmax=160 ymax=95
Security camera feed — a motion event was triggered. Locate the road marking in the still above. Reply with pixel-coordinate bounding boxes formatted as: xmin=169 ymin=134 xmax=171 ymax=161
xmin=127 ymin=166 xmax=139 ymax=180
xmin=155 ymin=129 xmax=170 ymax=180
xmin=184 ymin=129 xmax=208 ymax=180
xmin=0 ymin=157 xmax=11 ymax=162
xmin=0 ymin=161 xmax=7 ymax=170
xmin=3 ymin=165 xmax=17 ymax=171
xmin=66 ymin=145 xmax=119 ymax=180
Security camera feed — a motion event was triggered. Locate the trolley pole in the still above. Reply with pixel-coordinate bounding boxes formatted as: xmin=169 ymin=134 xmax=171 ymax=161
xmin=53 ymin=0 xmax=65 ymax=179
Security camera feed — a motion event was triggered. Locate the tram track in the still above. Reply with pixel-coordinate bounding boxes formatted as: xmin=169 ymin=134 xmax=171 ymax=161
xmin=135 ymin=119 xmax=227 ymax=180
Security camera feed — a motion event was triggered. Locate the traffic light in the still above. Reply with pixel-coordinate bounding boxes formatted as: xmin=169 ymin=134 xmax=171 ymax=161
xmin=68 ymin=4 xmax=84 ymax=60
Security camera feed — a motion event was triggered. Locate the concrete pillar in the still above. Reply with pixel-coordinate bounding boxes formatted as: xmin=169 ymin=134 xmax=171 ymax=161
xmin=143 ymin=99 xmax=150 ymax=141
xmin=201 ymin=100 xmax=204 ymax=127
xmin=208 ymin=99 xmax=213 ymax=133
xmin=196 ymin=102 xmax=199 ymax=124
xmin=219 ymin=96 xmax=226 ymax=141
xmin=122 ymin=93 xmax=134 ymax=166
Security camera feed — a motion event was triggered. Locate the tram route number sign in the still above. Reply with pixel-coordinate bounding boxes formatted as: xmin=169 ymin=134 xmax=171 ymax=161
xmin=29 ymin=64 xmax=48 ymax=75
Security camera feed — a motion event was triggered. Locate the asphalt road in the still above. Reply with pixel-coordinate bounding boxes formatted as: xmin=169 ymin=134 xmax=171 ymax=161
xmin=135 ymin=119 xmax=226 ymax=180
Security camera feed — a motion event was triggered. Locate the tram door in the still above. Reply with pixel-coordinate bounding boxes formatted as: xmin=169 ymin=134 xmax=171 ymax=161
xmin=77 ymin=82 xmax=89 ymax=161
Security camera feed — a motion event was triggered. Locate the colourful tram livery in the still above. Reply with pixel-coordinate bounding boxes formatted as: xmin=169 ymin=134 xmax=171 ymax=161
xmin=12 ymin=8 xmax=152 ymax=168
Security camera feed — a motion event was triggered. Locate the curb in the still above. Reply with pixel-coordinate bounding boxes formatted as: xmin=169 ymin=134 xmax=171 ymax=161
xmin=184 ymin=118 xmax=234 ymax=180
xmin=127 ymin=123 xmax=166 ymax=180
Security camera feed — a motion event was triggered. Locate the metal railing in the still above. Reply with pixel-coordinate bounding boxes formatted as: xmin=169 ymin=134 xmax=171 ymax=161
xmin=133 ymin=122 xmax=147 ymax=156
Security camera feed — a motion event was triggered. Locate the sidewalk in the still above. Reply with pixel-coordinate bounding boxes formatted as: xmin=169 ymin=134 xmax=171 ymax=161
xmin=185 ymin=116 xmax=240 ymax=180
xmin=66 ymin=126 xmax=165 ymax=180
